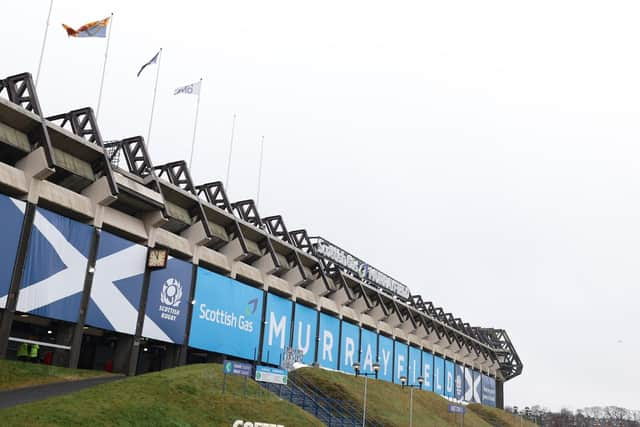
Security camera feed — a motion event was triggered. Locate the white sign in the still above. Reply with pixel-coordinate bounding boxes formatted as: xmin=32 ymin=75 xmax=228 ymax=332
xmin=232 ymin=421 xmax=284 ymax=427
xmin=255 ymin=366 xmax=288 ymax=385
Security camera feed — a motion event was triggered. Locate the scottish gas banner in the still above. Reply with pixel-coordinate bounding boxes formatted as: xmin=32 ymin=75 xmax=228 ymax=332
xmin=422 ymin=351 xmax=433 ymax=391
xmin=433 ymin=355 xmax=445 ymax=395
xmin=393 ymin=341 xmax=408 ymax=384
xmin=17 ymin=207 xmax=92 ymax=322
xmin=445 ymin=360 xmax=455 ymax=398
xmin=454 ymin=364 xmax=465 ymax=400
xmin=143 ymin=257 xmax=193 ymax=344
xmin=189 ymin=268 xmax=263 ymax=360
xmin=360 ymin=328 xmax=377 ymax=372
xmin=292 ymin=303 xmax=317 ymax=364
xmin=318 ymin=312 xmax=339 ymax=369
xmin=0 ymin=195 xmax=24 ymax=309
xmin=262 ymin=293 xmax=292 ymax=364
xmin=408 ymin=346 xmax=421 ymax=386
xmin=339 ymin=321 xmax=359 ymax=374
xmin=85 ymin=230 xmax=146 ymax=335
xmin=482 ymin=374 xmax=496 ymax=407
xmin=378 ymin=335 xmax=393 ymax=382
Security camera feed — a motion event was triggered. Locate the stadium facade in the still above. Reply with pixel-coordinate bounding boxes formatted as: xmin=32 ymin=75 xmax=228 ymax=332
xmin=0 ymin=72 xmax=522 ymax=408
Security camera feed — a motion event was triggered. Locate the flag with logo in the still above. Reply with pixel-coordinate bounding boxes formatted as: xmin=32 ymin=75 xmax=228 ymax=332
xmin=174 ymin=80 xmax=201 ymax=96
xmin=62 ymin=16 xmax=111 ymax=38
xmin=137 ymin=50 xmax=160 ymax=77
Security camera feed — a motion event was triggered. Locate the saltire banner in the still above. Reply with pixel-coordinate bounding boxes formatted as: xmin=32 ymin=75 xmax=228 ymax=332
xmin=137 ymin=50 xmax=160 ymax=77
xmin=174 ymin=81 xmax=201 ymax=96
xmin=62 ymin=17 xmax=110 ymax=38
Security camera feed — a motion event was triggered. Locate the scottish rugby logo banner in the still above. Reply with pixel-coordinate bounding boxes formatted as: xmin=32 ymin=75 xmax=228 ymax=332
xmin=0 ymin=195 xmax=25 ymax=308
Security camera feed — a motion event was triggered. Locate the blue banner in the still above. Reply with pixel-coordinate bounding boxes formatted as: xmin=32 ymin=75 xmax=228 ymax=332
xmin=433 ymin=355 xmax=445 ymax=395
xmin=393 ymin=341 xmax=408 ymax=384
xmin=85 ymin=230 xmax=147 ymax=335
xmin=17 ymin=207 xmax=92 ymax=322
xmin=422 ymin=351 xmax=433 ymax=391
xmin=454 ymin=363 xmax=465 ymax=400
xmin=445 ymin=360 xmax=455 ymax=398
xmin=318 ymin=312 xmax=340 ymax=369
xmin=142 ymin=257 xmax=193 ymax=344
xmin=359 ymin=328 xmax=377 ymax=373
xmin=378 ymin=335 xmax=393 ymax=382
xmin=464 ymin=367 xmax=482 ymax=402
xmin=0 ymin=195 xmax=25 ymax=308
xmin=481 ymin=374 xmax=496 ymax=407
xmin=339 ymin=321 xmax=360 ymax=374
xmin=189 ymin=268 xmax=263 ymax=360
xmin=292 ymin=303 xmax=317 ymax=365
xmin=408 ymin=346 xmax=422 ymax=386
xmin=473 ymin=370 xmax=482 ymax=403
xmin=262 ymin=293 xmax=293 ymax=364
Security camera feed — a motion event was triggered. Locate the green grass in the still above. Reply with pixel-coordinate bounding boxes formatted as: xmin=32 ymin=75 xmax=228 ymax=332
xmin=0 ymin=359 xmax=114 ymax=391
xmin=468 ymin=403 xmax=538 ymax=427
xmin=0 ymin=363 xmax=324 ymax=427
xmin=293 ymin=367 xmax=537 ymax=427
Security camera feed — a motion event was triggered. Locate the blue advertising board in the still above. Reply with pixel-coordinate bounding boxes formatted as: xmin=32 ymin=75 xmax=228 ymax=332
xmin=17 ymin=207 xmax=92 ymax=322
xmin=85 ymin=230 xmax=147 ymax=335
xmin=473 ymin=370 xmax=482 ymax=403
xmin=445 ymin=360 xmax=455 ymax=398
xmin=339 ymin=321 xmax=360 ymax=374
xmin=292 ymin=303 xmax=317 ymax=365
xmin=224 ymin=360 xmax=253 ymax=377
xmin=454 ymin=363 xmax=465 ymax=400
xmin=189 ymin=268 xmax=263 ymax=360
xmin=318 ymin=312 xmax=340 ymax=369
xmin=378 ymin=335 xmax=393 ymax=382
xmin=433 ymin=355 xmax=445 ymax=395
xmin=448 ymin=404 xmax=465 ymax=414
xmin=465 ymin=367 xmax=482 ymax=402
xmin=422 ymin=351 xmax=433 ymax=391
xmin=393 ymin=341 xmax=408 ymax=384
xmin=408 ymin=346 xmax=422 ymax=386
xmin=0 ymin=195 xmax=24 ymax=309
xmin=142 ymin=257 xmax=193 ymax=344
xmin=359 ymin=328 xmax=378 ymax=372
xmin=262 ymin=293 xmax=293 ymax=364
xmin=481 ymin=374 xmax=496 ymax=407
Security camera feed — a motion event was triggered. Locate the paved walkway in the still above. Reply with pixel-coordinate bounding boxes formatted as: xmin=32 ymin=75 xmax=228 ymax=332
xmin=0 ymin=375 xmax=124 ymax=409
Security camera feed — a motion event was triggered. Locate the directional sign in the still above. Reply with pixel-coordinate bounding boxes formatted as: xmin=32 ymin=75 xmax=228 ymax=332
xmin=255 ymin=366 xmax=288 ymax=385
xmin=223 ymin=360 xmax=253 ymax=377
xmin=448 ymin=404 xmax=465 ymax=414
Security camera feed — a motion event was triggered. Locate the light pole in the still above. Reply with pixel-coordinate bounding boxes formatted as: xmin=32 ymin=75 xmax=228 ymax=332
xmin=400 ymin=375 xmax=424 ymax=427
xmin=353 ymin=361 xmax=380 ymax=427
xmin=513 ymin=406 xmax=519 ymax=427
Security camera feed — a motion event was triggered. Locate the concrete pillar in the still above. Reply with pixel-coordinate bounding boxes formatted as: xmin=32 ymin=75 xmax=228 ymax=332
xmin=496 ymin=380 xmax=505 ymax=409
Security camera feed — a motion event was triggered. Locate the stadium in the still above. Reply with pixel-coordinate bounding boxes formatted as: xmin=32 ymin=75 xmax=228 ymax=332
xmin=0 ymin=71 xmax=521 ymax=409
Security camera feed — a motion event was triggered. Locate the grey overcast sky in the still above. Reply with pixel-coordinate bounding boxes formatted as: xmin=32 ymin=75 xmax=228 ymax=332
xmin=2 ymin=0 xmax=639 ymax=411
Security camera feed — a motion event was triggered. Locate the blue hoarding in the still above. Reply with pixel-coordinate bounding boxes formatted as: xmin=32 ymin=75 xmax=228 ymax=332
xmin=17 ymin=207 xmax=92 ymax=323
xmin=393 ymin=341 xmax=408 ymax=384
xmin=454 ymin=364 xmax=465 ymax=400
xmin=359 ymin=328 xmax=377 ymax=372
xmin=85 ymin=230 xmax=146 ymax=335
xmin=262 ymin=293 xmax=293 ymax=364
xmin=465 ymin=367 xmax=482 ymax=402
xmin=378 ymin=335 xmax=393 ymax=382
xmin=340 ymin=321 xmax=360 ymax=374
xmin=189 ymin=268 xmax=263 ymax=360
xmin=318 ymin=312 xmax=340 ymax=369
xmin=433 ymin=355 xmax=445 ymax=395
xmin=473 ymin=370 xmax=482 ymax=403
xmin=408 ymin=346 xmax=422 ymax=386
xmin=445 ymin=360 xmax=455 ymax=398
xmin=142 ymin=257 xmax=193 ymax=344
xmin=292 ymin=303 xmax=317 ymax=365
xmin=482 ymin=374 xmax=496 ymax=407
xmin=0 ymin=195 xmax=24 ymax=309
xmin=422 ymin=351 xmax=433 ymax=391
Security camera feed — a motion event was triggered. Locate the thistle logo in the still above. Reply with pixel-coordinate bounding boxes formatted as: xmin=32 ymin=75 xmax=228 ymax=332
xmin=245 ymin=298 xmax=259 ymax=316
xmin=159 ymin=278 xmax=182 ymax=321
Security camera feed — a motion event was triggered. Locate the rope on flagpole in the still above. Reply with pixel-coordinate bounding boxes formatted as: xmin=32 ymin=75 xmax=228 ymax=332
xmin=256 ymin=136 xmax=264 ymax=209
xmin=96 ymin=12 xmax=114 ymax=121
xmin=225 ymin=113 xmax=236 ymax=191
xmin=35 ymin=0 xmax=54 ymax=88
xmin=188 ymin=78 xmax=203 ymax=171
xmin=146 ymin=48 xmax=163 ymax=148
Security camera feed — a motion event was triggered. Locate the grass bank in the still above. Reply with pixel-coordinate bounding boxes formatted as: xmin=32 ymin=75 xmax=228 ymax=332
xmin=0 ymin=359 xmax=113 ymax=391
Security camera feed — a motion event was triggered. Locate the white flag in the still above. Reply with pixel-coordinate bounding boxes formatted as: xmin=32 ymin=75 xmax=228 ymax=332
xmin=174 ymin=80 xmax=201 ymax=96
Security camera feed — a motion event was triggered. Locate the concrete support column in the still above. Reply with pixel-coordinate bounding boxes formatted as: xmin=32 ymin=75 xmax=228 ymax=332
xmin=496 ymin=380 xmax=505 ymax=409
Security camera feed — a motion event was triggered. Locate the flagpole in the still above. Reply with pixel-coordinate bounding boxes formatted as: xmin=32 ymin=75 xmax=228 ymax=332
xmin=256 ymin=136 xmax=264 ymax=209
xmin=188 ymin=78 xmax=203 ymax=171
xmin=35 ymin=0 xmax=53 ymax=88
xmin=96 ymin=12 xmax=114 ymax=120
xmin=225 ymin=113 xmax=236 ymax=191
xmin=146 ymin=48 xmax=163 ymax=148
